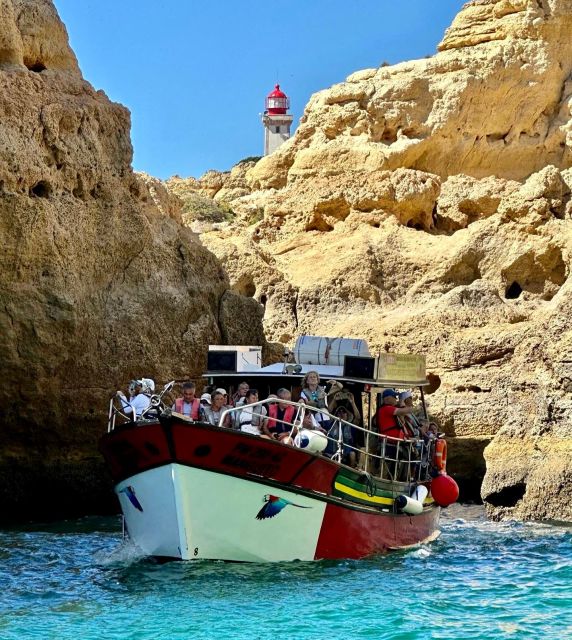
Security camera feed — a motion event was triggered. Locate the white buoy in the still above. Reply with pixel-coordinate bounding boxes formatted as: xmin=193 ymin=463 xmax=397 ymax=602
xmin=411 ymin=485 xmax=428 ymax=504
xmin=294 ymin=429 xmax=328 ymax=453
xmin=395 ymin=494 xmax=424 ymax=515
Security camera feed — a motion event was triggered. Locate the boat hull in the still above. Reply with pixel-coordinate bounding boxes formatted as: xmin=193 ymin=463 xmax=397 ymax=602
xmin=102 ymin=419 xmax=441 ymax=561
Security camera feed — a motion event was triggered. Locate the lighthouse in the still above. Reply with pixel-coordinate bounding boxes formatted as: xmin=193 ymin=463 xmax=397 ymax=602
xmin=262 ymin=84 xmax=293 ymax=156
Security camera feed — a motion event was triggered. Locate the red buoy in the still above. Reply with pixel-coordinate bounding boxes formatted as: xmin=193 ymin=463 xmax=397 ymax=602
xmin=431 ymin=473 xmax=459 ymax=507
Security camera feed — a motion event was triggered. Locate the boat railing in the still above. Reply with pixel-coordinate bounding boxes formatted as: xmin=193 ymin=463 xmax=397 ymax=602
xmin=107 ymin=381 xmax=176 ymax=432
xmin=220 ymin=399 xmax=436 ymax=485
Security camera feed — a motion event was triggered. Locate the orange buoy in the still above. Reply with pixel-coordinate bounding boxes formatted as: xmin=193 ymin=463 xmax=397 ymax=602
xmin=433 ymin=438 xmax=447 ymax=472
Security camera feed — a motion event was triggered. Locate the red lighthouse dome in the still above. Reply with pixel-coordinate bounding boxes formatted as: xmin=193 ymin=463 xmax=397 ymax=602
xmin=265 ymin=84 xmax=289 ymax=115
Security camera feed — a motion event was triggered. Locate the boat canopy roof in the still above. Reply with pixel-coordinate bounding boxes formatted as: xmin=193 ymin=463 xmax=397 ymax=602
xmin=203 ymin=336 xmax=428 ymax=388
xmin=204 ymin=357 xmax=429 ymax=389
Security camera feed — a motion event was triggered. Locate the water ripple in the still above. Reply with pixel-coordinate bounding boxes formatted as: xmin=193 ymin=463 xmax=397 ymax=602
xmin=0 ymin=506 xmax=570 ymax=639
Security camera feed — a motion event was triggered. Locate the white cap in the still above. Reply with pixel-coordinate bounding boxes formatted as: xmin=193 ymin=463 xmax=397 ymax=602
xmin=200 ymin=393 xmax=212 ymax=404
xmin=399 ymin=390 xmax=412 ymax=401
xmin=215 ymin=388 xmax=228 ymax=395
xmin=139 ymin=378 xmax=155 ymax=394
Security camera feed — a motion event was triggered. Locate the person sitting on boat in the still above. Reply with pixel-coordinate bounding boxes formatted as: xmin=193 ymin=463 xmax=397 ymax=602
xmin=300 ymin=371 xmax=330 ymax=430
xmin=237 ymin=389 xmax=272 ymax=438
xmin=290 ymin=410 xmax=328 ymax=452
xmin=199 ymin=392 xmax=212 ymax=409
xmin=201 ymin=391 xmax=231 ymax=428
xmin=116 ymin=379 xmax=152 ymax=420
xmin=325 ymin=405 xmax=357 ymax=467
xmin=231 ymin=381 xmax=249 ymax=407
xmin=171 ymin=381 xmax=200 ymax=420
xmin=420 ymin=421 xmax=438 ymax=441
xmin=267 ymin=388 xmax=297 ymax=441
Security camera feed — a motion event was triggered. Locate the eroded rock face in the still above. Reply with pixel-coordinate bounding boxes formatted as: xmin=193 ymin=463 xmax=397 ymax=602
xmin=0 ymin=1 xmax=266 ymax=522
xmin=176 ymin=0 xmax=572 ymax=522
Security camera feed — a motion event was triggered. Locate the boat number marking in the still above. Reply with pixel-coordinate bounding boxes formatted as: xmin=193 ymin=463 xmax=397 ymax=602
xmin=194 ymin=547 xmax=199 ymax=556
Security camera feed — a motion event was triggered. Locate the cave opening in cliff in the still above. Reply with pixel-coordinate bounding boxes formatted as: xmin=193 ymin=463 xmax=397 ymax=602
xmin=486 ymin=482 xmax=527 ymax=508
xmin=505 ymin=281 xmax=522 ymax=299
xmin=29 ymin=181 xmax=52 ymax=198
xmin=25 ymin=60 xmax=46 ymax=72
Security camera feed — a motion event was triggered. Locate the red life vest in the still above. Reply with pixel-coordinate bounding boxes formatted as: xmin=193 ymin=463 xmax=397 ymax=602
xmin=267 ymin=404 xmax=295 ymax=432
xmin=175 ymin=397 xmax=200 ymax=420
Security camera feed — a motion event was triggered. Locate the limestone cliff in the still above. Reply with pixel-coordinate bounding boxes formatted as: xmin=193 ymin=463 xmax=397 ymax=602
xmin=0 ymin=0 xmax=266 ymax=522
xmin=172 ymin=0 xmax=572 ymax=522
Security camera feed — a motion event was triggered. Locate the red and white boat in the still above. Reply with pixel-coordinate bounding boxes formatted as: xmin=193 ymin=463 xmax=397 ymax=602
xmin=99 ymin=337 xmax=458 ymax=561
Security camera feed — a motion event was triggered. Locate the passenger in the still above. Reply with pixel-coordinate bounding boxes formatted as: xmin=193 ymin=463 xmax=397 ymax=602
xmin=172 ymin=382 xmax=200 ymax=419
xmin=295 ymin=410 xmax=326 ymax=434
xmin=116 ymin=379 xmax=151 ymax=419
xmin=231 ymin=381 xmax=249 ymax=407
xmin=421 ymin=421 xmax=438 ymax=441
xmin=289 ymin=410 xmax=328 ymax=451
xmin=267 ymin=388 xmax=296 ymax=441
xmin=376 ymin=389 xmax=414 ymax=479
xmin=237 ymin=389 xmax=271 ymax=438
xmin=326 ymin=406 xmax=357 ymax=467
xmin=376 ymin=389 xmax=413 ymax=440
xmin=300 ymin=371 xmax=330 ymax=430
xmin=327 ymin=380 xmax=361 ymax=424
xmin=201 ymin=391 xmax=231 ymax=428
xmin=199 ymin=392 xmax=212 ymax=412
xmin=398 ymin=390 xmax=422 ymax=437
xmin=215 ymin=388 xmax=232 ymax=415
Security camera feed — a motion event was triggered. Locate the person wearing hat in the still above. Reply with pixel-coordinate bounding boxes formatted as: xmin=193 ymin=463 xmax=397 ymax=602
xmin=376 ymin=389 xmax=414 ymax=440
xmin=116 ymin=379 xmax=151 ymax=419
xmin=375 ymin=389 xmax=416 ymax=479
xmin=326 ymin=380 xmax=361 ymax=426
xmin=398 ymin=390 xmax=422 ymax=438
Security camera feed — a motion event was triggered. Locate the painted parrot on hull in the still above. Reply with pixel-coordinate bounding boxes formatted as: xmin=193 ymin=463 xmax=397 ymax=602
xmin=256 ymin=494 xmax=310 ymax=520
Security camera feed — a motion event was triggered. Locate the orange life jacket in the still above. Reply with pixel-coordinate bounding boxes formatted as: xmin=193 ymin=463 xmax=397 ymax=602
xmin=175 ymin=397 xmax=200 ymax=420
xmin=267 ymin=404 xmax=295 ymax=432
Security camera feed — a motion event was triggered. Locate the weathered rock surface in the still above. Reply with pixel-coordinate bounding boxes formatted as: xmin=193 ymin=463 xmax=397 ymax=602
xmin=0 ymin=1 xmax=266 ymax=522
xmin=171 ymin=0 xmax=572 ymax=522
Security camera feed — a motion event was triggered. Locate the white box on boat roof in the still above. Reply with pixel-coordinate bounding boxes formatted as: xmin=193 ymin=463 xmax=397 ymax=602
xmin=207 ymin=345 xmax=262 ymax=372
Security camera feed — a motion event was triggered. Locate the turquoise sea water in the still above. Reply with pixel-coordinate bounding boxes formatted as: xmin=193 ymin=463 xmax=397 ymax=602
xmin=0 ymin=505 xmax=570 ymax=640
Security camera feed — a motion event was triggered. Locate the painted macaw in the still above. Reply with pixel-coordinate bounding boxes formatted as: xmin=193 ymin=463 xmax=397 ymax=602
xmin=119 ymin=486 xmax=143 ymax=512
xmin=255 ymin=494 xmax=310 ymax=520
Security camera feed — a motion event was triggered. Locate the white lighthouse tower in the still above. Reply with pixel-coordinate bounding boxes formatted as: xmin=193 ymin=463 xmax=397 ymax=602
xmin=262 ymin=84 xmax=293 ymax=155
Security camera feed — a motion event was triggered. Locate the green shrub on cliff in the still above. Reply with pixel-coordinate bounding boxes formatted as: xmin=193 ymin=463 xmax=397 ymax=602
xmin=180 ymin=193 xmax=235 ymax=224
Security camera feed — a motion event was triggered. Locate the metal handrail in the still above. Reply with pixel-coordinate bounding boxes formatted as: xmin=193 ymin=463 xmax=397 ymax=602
xmin=107 ymin=388 xmax=436 ymax=485
xmin=220 ymin=399 xmax=434 ymax=484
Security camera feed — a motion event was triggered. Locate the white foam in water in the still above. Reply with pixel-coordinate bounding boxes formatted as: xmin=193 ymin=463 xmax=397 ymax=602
xmin=94 ymin=538 xmax=147 ymax=566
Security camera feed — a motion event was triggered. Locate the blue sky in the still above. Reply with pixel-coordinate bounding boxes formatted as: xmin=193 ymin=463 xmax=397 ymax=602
xmin=54 ymin=1 xmax=465 ymax=180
